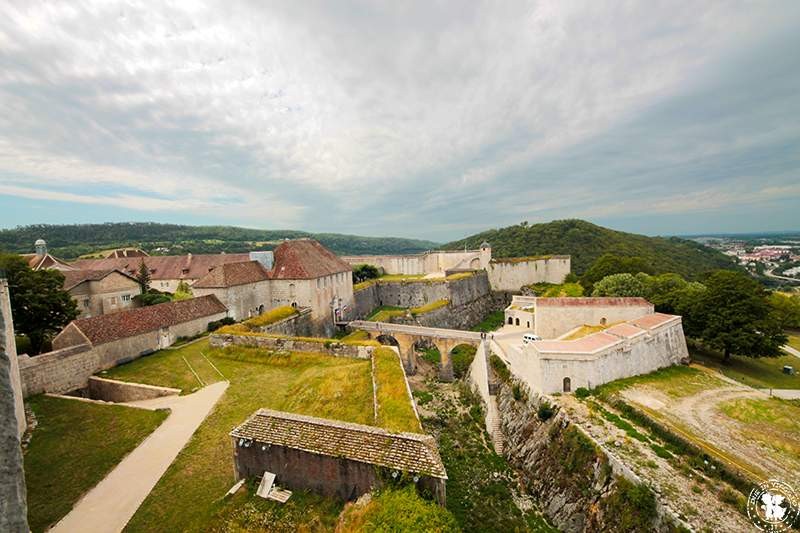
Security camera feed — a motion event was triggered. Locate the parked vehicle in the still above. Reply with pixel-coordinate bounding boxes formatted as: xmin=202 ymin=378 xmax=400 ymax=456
xmin=522 ymin=332 xmax=542 ymax=344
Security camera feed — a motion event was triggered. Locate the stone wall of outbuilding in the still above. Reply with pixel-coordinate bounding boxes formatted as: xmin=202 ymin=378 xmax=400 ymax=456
xmin=209 ymin=332 xmax=373 ymax=360
xmin=486 ymin=256 xmax=571 ymax=291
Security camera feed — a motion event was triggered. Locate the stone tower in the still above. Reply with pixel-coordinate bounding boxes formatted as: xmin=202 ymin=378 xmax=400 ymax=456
xmin=34 ymin=238 xmax=47 ymax=257
xmin=0 ymin=277 xmax=29 ymax=532
xmin=479 ymin=241 xmax=492 ymax=269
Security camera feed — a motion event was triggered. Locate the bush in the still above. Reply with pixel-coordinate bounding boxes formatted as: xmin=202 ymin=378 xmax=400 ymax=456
xmin=135 ymin=292 xmax=171 ymax=307
xmin=489 ymin=354 xmax=511 ymax=382
xmin=537 ymin=400 xmax=555 ymax=421
xmin=450 ymin=345 xmax=476 ymax=379
xmin=15 ymin=335 xmax=32 ymax=355
xmin=207 ymin=317 xmax=236 ymax=332
xmin=575 ymin=387 xmax=592 ymax=399
xmin=602 ymin=478 xmax=657 ymax=532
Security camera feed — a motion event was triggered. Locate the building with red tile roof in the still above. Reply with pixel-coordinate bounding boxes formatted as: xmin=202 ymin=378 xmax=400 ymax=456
xmin=61 ymin=269 xmax=142 ymax=318
xmin=193 ymin=261 xmax=272 ymax=321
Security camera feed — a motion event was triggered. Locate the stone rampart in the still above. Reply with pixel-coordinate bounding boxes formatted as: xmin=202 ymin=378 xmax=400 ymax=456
xmin=87 ymin=376 xmax=181 ymax=402
xmin=487 ymin=256 xmax=571 ymax=291
xmin=251 ymin=308 xmax=313 ymax=337
xmin=209 ymin=333 xmax=374 ymax=360
xmin=18 ymin=344 xmax=96 ymax=397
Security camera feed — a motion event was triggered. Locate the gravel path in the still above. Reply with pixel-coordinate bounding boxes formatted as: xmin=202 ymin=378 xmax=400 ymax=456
xmin=50 ymin=381 xmax=228 ymax=533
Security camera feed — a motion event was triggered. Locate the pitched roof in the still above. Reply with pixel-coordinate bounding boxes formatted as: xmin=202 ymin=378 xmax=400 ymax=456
xmin=60 ymin=295 xmax=227 ymax=345
xmin=270 ymin=239 xmax=351 ymax=280
xmin=193 ymin=261 xmax=271 ymax=288
xmin=61 ymin=269 xmax=138 ymax=290
xmin=105 ymin=248 xmax=149 ymax=258
xmin=231 ymin=409 xmax=447 ymax=479
xmin=71 ymin=253 xmax=251 ymax=281
xmin=21 ymin=253 xmax=76 ymax=271
xmin=535 ymin=297 xmax=652 ymax=308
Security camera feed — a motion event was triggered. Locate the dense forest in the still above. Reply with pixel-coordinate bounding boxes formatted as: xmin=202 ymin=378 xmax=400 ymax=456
xmin=0 ymin=223 xmax=440 ymax=259
xmin=444 ymin=219 xmax=739 ymax=279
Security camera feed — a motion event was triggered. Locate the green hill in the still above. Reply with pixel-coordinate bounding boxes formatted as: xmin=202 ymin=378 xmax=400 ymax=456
xmin=444 ymin=219 xmax=738 ymax=279
xmin=0 ymin=223 xmax=440 ymax=259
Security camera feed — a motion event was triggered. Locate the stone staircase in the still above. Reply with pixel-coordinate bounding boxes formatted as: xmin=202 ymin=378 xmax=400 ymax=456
xmin=486 ymin=396 xmax=504 ymax=455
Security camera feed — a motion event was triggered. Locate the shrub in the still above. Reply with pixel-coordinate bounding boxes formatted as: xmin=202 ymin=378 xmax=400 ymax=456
xmin=575 ymin=387 xmax=592 ymax=399
xmin=602 ymin=478 xmax=657 ymax=532
xmin=489 ymin=354 xmax=511 ymax=382
xmin=537 ymin=400 xmax=555 ymax=421
xmin=450 ymin=345 xmax=477 ymax=379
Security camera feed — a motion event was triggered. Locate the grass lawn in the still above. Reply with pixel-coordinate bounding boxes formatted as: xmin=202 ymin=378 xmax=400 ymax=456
xmin=24 ymin=396 xmax=168 ymax=533
xmin=368 ymin=305 xmax=407 ymax=322
xmin=471 ymin=310 xmax=505 ymax=332
xmin=718 ymin=397 xmax=800 ymax=468
xmin=788 ymin=334 xmax=800 ymax=352
xmin=691 ymin=346 xmax=800 ymax=390
xmin=108 ymin=340 xmax=420 ymax=532
xmin=595 ymin=365 xmax=727 ymax=400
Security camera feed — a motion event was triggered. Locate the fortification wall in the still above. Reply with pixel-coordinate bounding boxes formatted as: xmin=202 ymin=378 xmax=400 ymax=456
xmin=87 ymin=376 xmax=180 ymax=402
xmin=487 ymin=256 xmax=571 ymax=291
xmin=536 ymin=320 xmax=689 ymax=394
xmin=252 ymin=308 xmax=313 ymax=337
xmin=353 ymin=283 xmax=380 ymax=319
xmin=342 ymin=254 xmax=428 ymax=275
xmin=209 ymin=333 xmax=373 ymax=359
xmin=534 ymin=301 xmax=653 ymax=339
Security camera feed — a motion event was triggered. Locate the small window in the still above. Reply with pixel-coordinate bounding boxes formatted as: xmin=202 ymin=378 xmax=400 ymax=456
xmin=122 ymin=294 xmax=131 ymax=302
xmin=83 ymin=299 xmax=90 ymax=308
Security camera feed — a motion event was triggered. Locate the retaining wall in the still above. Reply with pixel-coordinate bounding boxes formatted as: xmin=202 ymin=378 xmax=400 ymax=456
xmin=251 ymin=308 xmax=313 ymax=337
xmin=87 ymin=376 xmax=180 ymax=402
xmin=209 ymin=333 xmax=374 ymax=360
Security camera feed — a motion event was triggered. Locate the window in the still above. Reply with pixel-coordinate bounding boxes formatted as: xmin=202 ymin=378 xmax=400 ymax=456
xmin=122 ymin=294 xmax=131 ymax=302
xmin=83 ymin=299 xmax=90 ymax=308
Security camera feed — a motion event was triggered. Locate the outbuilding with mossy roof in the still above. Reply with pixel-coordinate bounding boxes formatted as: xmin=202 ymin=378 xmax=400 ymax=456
xmin=230 ymin=408 xmax=447 ymax=505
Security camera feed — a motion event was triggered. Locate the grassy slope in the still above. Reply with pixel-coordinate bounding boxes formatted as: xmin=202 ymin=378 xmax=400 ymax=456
xmin=122 ymin=344 xmax=374 ymax=532
xmin=788 ymin=334 xmax=800 ymax=351
xmin=691 ymin=347 xmax=800 ymax=389
xmin=373 ymin=347 xmax=422 ymax=434
xmin=24 ymin=396 xmax=168 ymax=533
xmin=443 ymin=219 xmax=737 ymax=277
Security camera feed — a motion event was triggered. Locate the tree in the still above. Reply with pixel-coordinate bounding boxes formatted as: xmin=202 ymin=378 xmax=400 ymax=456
xmin=580 ymin=254 xmax=654 ymax=291
xmin=693 ymin=270 xmax=786 ymax=363
xmin=592 ymin=273 xmax=648 ymax=297
xmin=769 ymin=292 xmax=800 ymax=330
xmin=0 ymin=252 xmax=79 ymax=354
xmin=136 ymin=259 xmax=151 ymax=293
xmin=352 ymin=264 xmax=380 ymax=283
xmin=643 ymin=273 xmax=690 ymax=313
xmin=173 ymin=280 xmax=193 ymax=301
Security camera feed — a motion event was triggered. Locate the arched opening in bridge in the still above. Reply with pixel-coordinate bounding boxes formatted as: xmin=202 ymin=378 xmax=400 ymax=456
xmin=507 ymin=316 xmax=513 ymax=325
xmin=376 ymin=334 xmax=399 ymax=348
xmin=563 ymin=377 xmax=571 ymax=393
xmin=413 ymin=339 xmax=439 ymax=366
xmin=448 ymin=343 xmax=477 ymax=380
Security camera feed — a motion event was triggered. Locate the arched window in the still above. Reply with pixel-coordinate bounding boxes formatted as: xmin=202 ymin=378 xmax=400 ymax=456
xmin=563 ymin=377 xmax=571 ymax=393
xmin=289 ymin=283 xmax=296 ymax=298
xmin=515 ymin=318 xmax=520 ymax=326
xmin=508 ymin=316 xmax=513 ymax=325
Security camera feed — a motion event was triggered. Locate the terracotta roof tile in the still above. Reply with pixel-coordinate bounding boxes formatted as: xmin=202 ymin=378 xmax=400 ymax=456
xmin=61 ymin=269 xmax=138 ymax=290
xmin=72 ymin=253 xmax=251 ymax=281
xmin=630 ymin=312 xmax=677 ymax=330
xmin=231 ymin=409 xmax=447 ymax=479
xmin=193 ymin=261 xmax=271 ymax=288
xmin=270 ymin=239 xmax=351 ymax=280
xmin=62 ymin=295 xmax=227 ymax=345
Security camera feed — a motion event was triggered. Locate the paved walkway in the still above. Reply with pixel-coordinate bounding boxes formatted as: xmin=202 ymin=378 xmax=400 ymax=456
xmin=783 ymin=344 xmax=800 ymax=359
xmin=51 ymin=381 xmax=228 ymax=533
xmin=759 ymin=388 xmax=800 ymax=400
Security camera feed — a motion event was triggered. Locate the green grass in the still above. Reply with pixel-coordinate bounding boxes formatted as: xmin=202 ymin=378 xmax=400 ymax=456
xmin=374 ymin=347 xmax=422 ymax=434
xmin=336 ymin=485 xmax=458 ymax=532
xmin=471 ymin=310 xmax=505 ymax=332
xmin=368 ymin=305 xmax=407 ymax=322
xmin=788 ymin=334 xmax=800 ymax=352
xmin=102 ymin=339 xmax=221 ymax=393
xmin=595 ymin=365 xmax=727 ymax=400
xmin=123 ymin=345 xmax=376 ymax=532
xmin=410 ymin=299 xmax=449 ymax=315
xmin=24 ymin=396 xmax=168 ymax=533
xmin=691 ymin=345 xmax=800 ymax=389
xmin=242 ymin=305 xmax=298 ymax=327
xmin=718 ymin=397 xmax=800 ymax=464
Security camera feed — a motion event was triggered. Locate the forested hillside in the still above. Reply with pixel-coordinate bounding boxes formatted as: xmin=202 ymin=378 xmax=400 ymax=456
xmin=0 ymin=223 xmax=440 ymax=259
xmin=444 ymin=219 xmax=738 ymax=279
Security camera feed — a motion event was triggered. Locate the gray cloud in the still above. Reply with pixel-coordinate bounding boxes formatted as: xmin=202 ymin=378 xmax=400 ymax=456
xmin=0 ymin=0 xmax=798 ymax=240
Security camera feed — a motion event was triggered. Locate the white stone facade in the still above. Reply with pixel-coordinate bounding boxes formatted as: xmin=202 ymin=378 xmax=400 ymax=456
xmin=194 ymin=280 xmax=271 ymax=321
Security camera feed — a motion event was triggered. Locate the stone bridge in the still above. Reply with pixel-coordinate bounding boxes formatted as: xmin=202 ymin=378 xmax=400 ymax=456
xmin=348 ymin=321 xmax=483 ymax=381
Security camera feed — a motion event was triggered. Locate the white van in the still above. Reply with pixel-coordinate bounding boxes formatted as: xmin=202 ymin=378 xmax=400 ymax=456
xmin=522 ymin=333 xmax=541 ymax=344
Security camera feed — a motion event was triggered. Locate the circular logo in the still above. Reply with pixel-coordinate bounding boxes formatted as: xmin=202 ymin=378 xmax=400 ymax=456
xmin=747 ymin=479 xmax=799 ymax=532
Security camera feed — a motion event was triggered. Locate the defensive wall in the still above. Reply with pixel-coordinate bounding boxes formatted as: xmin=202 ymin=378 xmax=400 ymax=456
xmin=486 ymin=256 xmax=570 ymax=291
xmin=209 ymin=332 xmax=374 ymax=360
xmin=342 ymin=248 xmax=490 ymax=276
xmin=19 ymin=311 xmax=225 ymax=397
xmin=533 ymin=297 xmax=654 ymax=339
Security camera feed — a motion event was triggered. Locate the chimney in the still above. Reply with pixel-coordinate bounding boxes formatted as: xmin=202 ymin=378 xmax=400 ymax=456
xmin=34 ymin=239 xmax=47 ymax=258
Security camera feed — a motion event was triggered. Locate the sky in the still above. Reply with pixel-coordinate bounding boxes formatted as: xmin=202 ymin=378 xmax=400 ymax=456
xmin=1 ymin=1 xmax=799 ymax=243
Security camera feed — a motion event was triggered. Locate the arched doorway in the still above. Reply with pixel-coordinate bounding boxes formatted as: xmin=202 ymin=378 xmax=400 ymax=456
xmin=507 ymin=316 xmax=513 ymax=325
xmin=515 ymin=318 xmax=520 ymax=326
xmin=563 ymin=377 xmax=571 ymax=393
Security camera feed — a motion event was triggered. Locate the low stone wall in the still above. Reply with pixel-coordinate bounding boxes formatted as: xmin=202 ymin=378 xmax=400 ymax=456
xmin=18 ymin=344 xmax=95 ymax=397
xmin=209 ymin=333 xmax=373 ymax=360
xmin=87 ymin=376 xmax=180 ymax=402
xmin=251 ymin=308 xmax=313 ymax=337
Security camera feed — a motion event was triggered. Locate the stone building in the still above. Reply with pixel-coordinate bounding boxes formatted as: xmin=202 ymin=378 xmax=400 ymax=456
xmin=62 ymin=269 xmax=142 ymax=318
xmin=268 ymin=239 xmax=354 ymax=335
xmin=504 ymin=296 xmax=654 ymax=338
xmin=21 ymin=239 xmax=75 ymax=271
xmin=18 ymin=295 xmax=228 ymax=397
xmin=342 ymin=242 xmax=570 ymax=292
xmin=0 ymin=276 xmax=28 ymax=533
xmin=230 ymin=409 xmax=447 ymax=505
xmin=192 ymin=261 xmax=272 ymax=321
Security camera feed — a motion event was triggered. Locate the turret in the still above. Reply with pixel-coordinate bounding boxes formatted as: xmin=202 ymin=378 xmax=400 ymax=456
xmin=34 ymin=238 xmax=47 ymax=258
xmin=479 ymin=241 xmax=491 ymax=269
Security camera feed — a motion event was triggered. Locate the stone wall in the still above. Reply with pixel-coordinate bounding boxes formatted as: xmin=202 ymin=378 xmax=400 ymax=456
xmin=497 ymin=383 xmax=685 ymax=532
xmin=534 ymin=300 xmax=653 ymax=339
xmin=68 ymin=271 xmax=141 ymax=318
xmin=487 ymin=256 xmax=571 ymax=291
xmin=0 ymin=278 xmax=28 ymax=532
xmin=252 ymin=308 xmax=313 ymax=337
xmin=87 ymin=376 xmax=180 ymax=402
xmin=21 ymin=311 xmax=226 ymax=397
xmin=209 ymin=332 xmax=374 ymax=360
xmin=193 ymin=280 xmax=271 ymax=321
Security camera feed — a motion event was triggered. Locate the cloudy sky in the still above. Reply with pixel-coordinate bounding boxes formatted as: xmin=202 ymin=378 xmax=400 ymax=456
xmin=1 ymin=1 xmax=798 ymax=242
